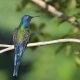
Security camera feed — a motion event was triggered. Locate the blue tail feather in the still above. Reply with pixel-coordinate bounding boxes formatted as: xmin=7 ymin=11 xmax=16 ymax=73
xmin=13 ymin=44 xmax=24 ymax=77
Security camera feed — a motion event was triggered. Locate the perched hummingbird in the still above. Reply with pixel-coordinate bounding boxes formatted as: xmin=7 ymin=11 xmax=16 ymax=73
xmin=13 ymin=15 xmax=35 ymax=77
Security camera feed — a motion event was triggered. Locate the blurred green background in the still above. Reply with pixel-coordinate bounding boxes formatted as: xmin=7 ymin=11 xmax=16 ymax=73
xmin=0 ymin=0 xmax=80 ymax=80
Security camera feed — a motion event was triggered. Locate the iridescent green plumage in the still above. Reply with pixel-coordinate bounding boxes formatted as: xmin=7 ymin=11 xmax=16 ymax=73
xmin=16 ymin=26 xmax=30 ymax=44
xmin=17 ymin=27 xmax=26 ymax=43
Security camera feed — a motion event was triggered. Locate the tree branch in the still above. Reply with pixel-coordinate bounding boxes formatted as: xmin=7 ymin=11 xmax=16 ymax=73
xmin=0 ymin=38 xmax=80 ymax=54
xmin=31 ymin=0 xmax=80 ymax=28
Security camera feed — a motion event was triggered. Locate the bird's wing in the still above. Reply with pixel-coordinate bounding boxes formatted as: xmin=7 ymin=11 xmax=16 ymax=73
xmin=23 ymin=29 xmax=30 ymax=48
xmin=13 ymin=27 xmax=19 ymax=46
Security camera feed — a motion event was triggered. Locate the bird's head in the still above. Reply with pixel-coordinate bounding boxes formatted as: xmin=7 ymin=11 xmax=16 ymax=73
xmin=21 ymin=15 xmax=39 ymax=28
xmin=21 ymin=15 xmax=33 ymax=27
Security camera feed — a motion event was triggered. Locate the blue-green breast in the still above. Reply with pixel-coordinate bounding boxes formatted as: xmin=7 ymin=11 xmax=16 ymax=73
xmin=17 ymin=26 xmax=28 ymax=43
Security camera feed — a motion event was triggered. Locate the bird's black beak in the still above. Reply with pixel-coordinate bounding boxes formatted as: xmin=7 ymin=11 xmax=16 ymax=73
xmin=32 ymin=16 xmax=40 ymax=18
xmin=31 ymin=16 xmax=40 ymax=18
xmin=29 ymin=16 xmax=39 ymax=21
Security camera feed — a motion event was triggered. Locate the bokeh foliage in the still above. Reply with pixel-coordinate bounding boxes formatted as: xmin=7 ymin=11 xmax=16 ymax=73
xmin=0 ymin=0 xmax=80 ymax=80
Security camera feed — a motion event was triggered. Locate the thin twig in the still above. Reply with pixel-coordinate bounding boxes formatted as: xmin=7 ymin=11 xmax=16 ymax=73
xmin=31 ymin=0 xmax=80 ymax=28
xmin=0 ymin=38 xmax=80 ymax=54
xmin=0 ymin=46 xmax=14 ymax=54
xmin=0 ymin=44 xmax=12 ymax=47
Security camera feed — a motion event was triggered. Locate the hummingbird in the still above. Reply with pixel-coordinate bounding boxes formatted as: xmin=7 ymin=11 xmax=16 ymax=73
xmin=13 ymin=15 xmax=37 ymax=77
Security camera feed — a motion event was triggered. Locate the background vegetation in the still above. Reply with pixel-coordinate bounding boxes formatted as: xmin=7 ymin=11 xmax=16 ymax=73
xmin=0 ymin=0 xmax=80 ymax=80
